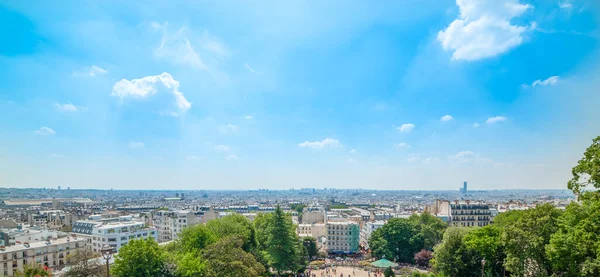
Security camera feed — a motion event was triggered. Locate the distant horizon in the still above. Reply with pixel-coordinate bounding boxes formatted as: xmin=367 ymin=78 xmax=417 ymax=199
xmin=0 ymin=187 xmax=574 ymax=192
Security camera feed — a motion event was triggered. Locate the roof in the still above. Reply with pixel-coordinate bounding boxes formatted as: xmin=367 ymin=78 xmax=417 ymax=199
xmin=371 ymin=259 xmax=398 ymax=268
xmin=1 ymin=237 xmax=86 ymax=252
xmin=2 ymin=198 xmax=93 ymax=206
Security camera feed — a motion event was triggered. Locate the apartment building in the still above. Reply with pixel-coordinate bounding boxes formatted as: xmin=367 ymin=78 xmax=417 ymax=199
xmin=0 ymin=226 xmax=60 ymax=247
xmin=0 ymin=236 xmax=86 ymax=277
xmin=359 ymin=221 xmax=386 ymax=250
xmin=72 ymin=215 xmax=157 ymax=253
xmin=297 ymin=223 xmax=327 ymax=247
xmin=326 ymin=221 xmax=360 ymax=254
xmin=301 ymin=211 xmax=325 ymax=224
xmin=450 ymin=201 xmax=491 ymax=227
xmin=153 ymin=210 xmax=205 ymax=243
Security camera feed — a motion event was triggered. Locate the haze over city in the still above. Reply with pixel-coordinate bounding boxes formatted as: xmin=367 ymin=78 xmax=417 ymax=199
xmin=1 ymin=0 xmax=600 ymax=190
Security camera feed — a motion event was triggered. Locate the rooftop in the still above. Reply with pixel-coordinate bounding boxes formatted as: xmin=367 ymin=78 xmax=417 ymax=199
xmin=1 ymin=236 xmax=86 ymax=252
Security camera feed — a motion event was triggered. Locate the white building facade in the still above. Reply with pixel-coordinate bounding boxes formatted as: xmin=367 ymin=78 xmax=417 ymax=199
xmin=326 ymin=221 xmax=360 ymax=254
xmin=0 ymin=236 xmax=86 ymax=277
xmin=359 ymin=221 xmax=386 ymax=250
xmin=90 ymin=221 xmax=157 ymax=253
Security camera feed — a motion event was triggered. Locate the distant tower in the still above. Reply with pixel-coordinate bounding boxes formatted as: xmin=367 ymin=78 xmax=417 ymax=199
xmin=463 ymin=181 xmax=468 ymax=194
xmin=58 ymin=186 xmax=61 ymax=190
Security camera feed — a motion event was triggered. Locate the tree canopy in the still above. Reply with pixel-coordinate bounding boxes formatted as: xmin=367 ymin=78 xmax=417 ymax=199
xmin=568 ymin=136 xmax=600 ymax=197
xmin=112 ymin=238 xmax=166 ymax=277
xmin=369 ymin=213 xmax=447 ymax=263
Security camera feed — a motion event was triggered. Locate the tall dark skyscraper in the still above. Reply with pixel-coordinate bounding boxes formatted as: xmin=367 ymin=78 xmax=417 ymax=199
xmin=459 ymin=181 xmax=468 ymax=194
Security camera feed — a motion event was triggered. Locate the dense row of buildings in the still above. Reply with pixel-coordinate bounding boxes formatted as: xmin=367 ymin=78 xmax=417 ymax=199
xmin=0 ymin=186 xmax=574 ymax=276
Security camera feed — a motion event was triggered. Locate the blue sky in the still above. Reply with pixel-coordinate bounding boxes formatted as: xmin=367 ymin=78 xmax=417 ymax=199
xmin=1 ymin=0 xmax=599 ymax=190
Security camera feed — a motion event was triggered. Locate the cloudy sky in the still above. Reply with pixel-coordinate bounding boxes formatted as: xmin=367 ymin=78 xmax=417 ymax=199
xmin=1 ymin=0 xmax=599 ymax=190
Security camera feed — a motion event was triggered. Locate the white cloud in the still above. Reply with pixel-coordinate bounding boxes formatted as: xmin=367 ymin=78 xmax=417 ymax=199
xmin=346 ymin=158 xmax=358 ymax=164
xmin=408 ymin=156 xmax=421 ymax=163
xmin=423 ymin=157 xmax=441 ymax=164
xmin=486 ymin=116 xmax=507 ymax=124
xmin=152 ymin=22 xmax=228 ymax=74
xmin=473 ymin=123 xmax=480 ymax=127
xmin=448 ymin=150 xmax=494 ymax=164
xmin=55 ymin=103 xmax=79 ymax=112
xmin=397 ymin=123 xmax=415 ymax=133
xmin=407 ymin=154 xmax=439 ymax=164
xmin=225 ymin=154 xmax=239 ymax=161
xmin=245 ymin=115 xmax=253 ymax=119
xmin=128 ymin=141 xmax=145 ymax=149
xmin=448 ymin=150 xmax=475 ymax=160
xmin=559 ymin=0 xmax=572 ymax=9
xmin=218 ymin=124 xmax=239 ymax=134
xmin=112 ymin=72 xmax=191 ymax=115
xmin=73 ymin=65 xmax=107 ymax=77
xmin=437 ymin=0 xmax=533 ymax=61
xmin=440 ymin=115 xmax=454 ymax=122
xmin=244 ymin=63 xmax=264 ymax=75
xmin=214 ymin=145 xmax=230 ymax=152
xmin=394 ymin=143 xmax=411 ymax=149
xmin=528 ymin=76 xmax=560 ymax=87
xmin=298 ymin=138 xmax=341 ymax=149
xmin=350 ymin=149 xmax=357 ymax=154
xmin=33 ymin=127 xmax=55 ymax=136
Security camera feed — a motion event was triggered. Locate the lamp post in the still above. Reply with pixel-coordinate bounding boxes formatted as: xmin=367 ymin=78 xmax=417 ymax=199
xmin=481 ymin=258 xmax=486 ymax=277
xmin=101 ymin=244 xmax=115 ymax=277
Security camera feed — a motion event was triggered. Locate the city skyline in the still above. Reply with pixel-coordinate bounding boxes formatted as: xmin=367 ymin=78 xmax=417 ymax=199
xmin=1 ymin=0 xmax=600 ymax=190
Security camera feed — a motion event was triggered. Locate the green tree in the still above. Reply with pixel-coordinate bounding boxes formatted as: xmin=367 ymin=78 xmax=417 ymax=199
xmin=64 ymin=249 xmax=106 ymax=277
xmin=567 ymin=136 xmax=600 ymax=197
xmin=463 ymin=225 xmax=505 ymax=276
xmin=432 ymin=227 xmax=477 ymax=277
xmin=266 ymin=206 xmax=303 ymax=274
xmin=368 ymin=218 xmax=419 ymax=262
xmin=253 ymin=212 xmax=274 ymax=249
xmin=206 ymin=213 xmax=258 ymax=251
xmin=409 ymin=212 xmax=447 ymax=250
xmin=202 ymin=236 xmax=265 ymax=277
xmin=503 ymin=204 xmax=561 ymax=277
xmin=15 ymin=264 xmax=52 ymax=277
xmin=177 ymin=224 xmax=217 ymax=254
xmin=111 ymin=238 xmax=166 ymax=277
xmin=174 ymin=252 xmax=206 ymax=277
xmin=491 ymin=209 xmax=524 ymax=228
xmin=303 ymin=236 xmax=318 ymax=259
xmin=547 ymin=195 xmax=600 ymax=276
xmin=384 ymin=266 xmax=396 ymax=277
xmin=370 ymin=229 xmax=393 ymax=259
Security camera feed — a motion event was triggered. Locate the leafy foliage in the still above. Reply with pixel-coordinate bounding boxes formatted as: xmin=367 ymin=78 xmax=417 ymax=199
xmin=177 ymin=224 xmax=217 ymax=254
xmin=303 ymin=236 xmax=319 ymax=259
xmin=202 ymin=236 xmax=265 ymax=277
xmin=414 ymin=249 xmax=433 ymax=267
xmin=370 ymin=213 xmax=446 ymax=263
xmin=265 ymin=206 xmax=306 ymax=274
xmin=64 ymin=249 xmax=106 ymax=277
xmin=111 ymin=238 xmax=166 ymax=277
xmin=384 ymin=266 xmax=396 ymax=277
xmin=432 ymin=227 xmax=476 ymax=277
xmin=15 ymin=264 xmax=52 ymax=277
xmin=568 ymin=136 xmax=600 ymax=197
xmin=547 ymin=194 xmax=600 ymax=276
xmin=503 ymin=204 xmax=561 ymax=277
xmin=205 ymin=214 xmax=257 ymax=251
